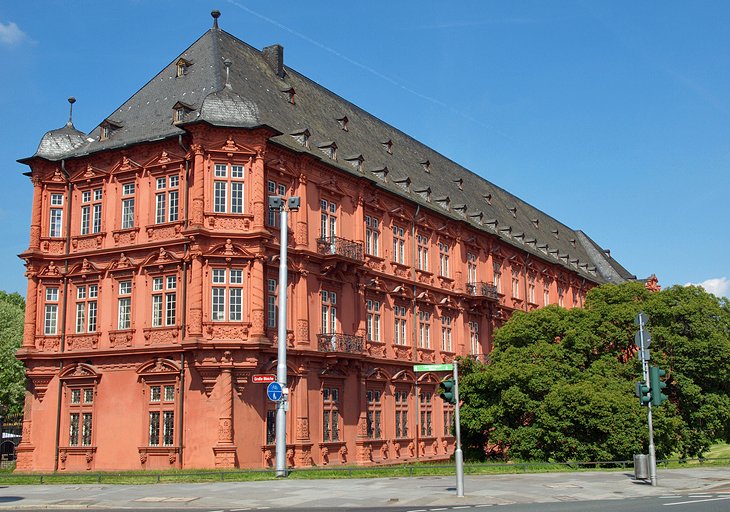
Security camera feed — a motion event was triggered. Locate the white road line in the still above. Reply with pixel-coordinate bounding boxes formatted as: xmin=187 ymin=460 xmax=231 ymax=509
xmin=659 ymin=496 xmax=681 ymax=498
xmin=406 ymin=509 xmax=427 ymax=512
xmin=431 ymin=508 xmax=449 ymax=511
xmin=688 ymin=495 xmax=713 ymax=498
xmin=664 ymin=496 xmax=730 ymax=506
xmin=230 ymin=509 xmax=252 ymax=511
xmin=452 ymin=507 xmax=473 ymax=510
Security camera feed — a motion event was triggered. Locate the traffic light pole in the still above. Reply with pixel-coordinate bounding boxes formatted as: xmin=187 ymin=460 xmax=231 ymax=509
xmin=453 ymin=363 xmax=464 ymax=497
xmin=637 ymin=314 xmax=657 ymax=487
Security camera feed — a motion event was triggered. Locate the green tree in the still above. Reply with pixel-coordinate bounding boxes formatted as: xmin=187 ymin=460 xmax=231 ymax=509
xmin=459 ymin=282 xmax=729 ymax=462
xmin=0 ymin=291 xmax=25 ymax=415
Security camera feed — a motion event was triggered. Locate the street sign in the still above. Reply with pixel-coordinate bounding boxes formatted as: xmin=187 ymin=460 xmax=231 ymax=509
xmin=252 ymin=374 xmax=276 ymax=384
xmin=634 ymin=331 xmax=651 ymax=348
xmin=267 ymin=382 xmax=283 ymax=401
xmin=638 ymin=349 xmax=651 ymax=361
xmin=634 ymin=312 xmax=648 ymax=326
xmin=414 ymin=363 xmax=454 ymax=372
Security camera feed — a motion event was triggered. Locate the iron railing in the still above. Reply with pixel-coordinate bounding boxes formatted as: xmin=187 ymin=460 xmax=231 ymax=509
xmin=317 ymin=333 xmax=365 ymax=354
xmin=466 ymin=282 xmax=499 ymax=300
xmin=316 ymin=236 xmax=363 ymax=262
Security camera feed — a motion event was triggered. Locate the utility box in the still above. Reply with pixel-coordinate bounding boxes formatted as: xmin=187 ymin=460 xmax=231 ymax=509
xmin=633 ymin=454 xmax=649 ymax=480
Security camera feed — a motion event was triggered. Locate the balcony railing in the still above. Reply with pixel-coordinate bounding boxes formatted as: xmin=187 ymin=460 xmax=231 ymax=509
xmin=466 ymin=282 xmax=500 ymax=300
xmin=317 ymin=333 xmax=365 ymax=354
xmin=316 ymin=236 xmax=363 ymax=262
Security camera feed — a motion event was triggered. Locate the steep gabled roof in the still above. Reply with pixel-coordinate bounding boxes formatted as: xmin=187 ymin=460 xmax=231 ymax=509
xmin=23 ymin=15 xmax=631 ymax=285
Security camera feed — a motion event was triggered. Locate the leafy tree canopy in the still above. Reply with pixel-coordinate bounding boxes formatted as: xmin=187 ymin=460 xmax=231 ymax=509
xmin=459 ymin=282 xmax=729 ymax=462
xmin=0 ymin=291 xmax=25 ymax=416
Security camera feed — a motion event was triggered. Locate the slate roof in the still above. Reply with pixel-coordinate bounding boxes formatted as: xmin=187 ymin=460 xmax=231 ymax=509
xmin=23 ymin=17 xmax=633 ymax=285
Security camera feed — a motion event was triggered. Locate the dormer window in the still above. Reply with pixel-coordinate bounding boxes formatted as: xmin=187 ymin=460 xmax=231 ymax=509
xmin=336 ymin=116 xmax=349 ymax=131
xmin=469 ymin=211 xmax=483 ymax=225
xmin=414 ymin=187 xmax=431 ymax=202
xmin=393 ymin=176 xmax=410 ymax=191
xmin=381 ymin=139 xmax=393 ymax=154
xmin=508 ymin=206 xmax=517 ymax=218
xmin=281 ymin=85 xmax=295 ymax=105
xmin=176 ymin=58 xmax=191 ymax=78
xmin=453 ymin=178 xmax=463 ymax=191
xmin=317 ymin=141 xmax=337 ymax=160
xmin=453 ymin=204 xmax=467 ymax=217
xmin=290 ymin=129 xmax=310 ymax=148
xmin=371 ymin=166 xmax=388 ymax=181
xmin=483 ymin=193 xmax=492 ymax=205
xmin=99 ymin=120 xmax=121 ymax=141
xmin=435 ymin=196 xmax=450 ymax=211
xmin=344 ymin=154 xmax=364 ymax=172
xmin=172 ymin=101 xmax=193 ymax=125
xmin=421 ymin=160 xmax=430 ymax=173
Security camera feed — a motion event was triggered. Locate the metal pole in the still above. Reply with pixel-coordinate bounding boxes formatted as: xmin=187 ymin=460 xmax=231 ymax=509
xmin=453 ymin=363 xmax=464 ymax=497
xmin=275 ymin=206 xmax=289 ymax=478
xmin=638 ymin=314 xmax=657 ymax=487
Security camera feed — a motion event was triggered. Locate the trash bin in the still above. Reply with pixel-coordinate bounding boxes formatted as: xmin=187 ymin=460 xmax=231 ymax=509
xmin=633 ymin=454 xmax=649 ymax=480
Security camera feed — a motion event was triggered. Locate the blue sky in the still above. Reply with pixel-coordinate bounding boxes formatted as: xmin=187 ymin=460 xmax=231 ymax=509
xmin=1 ymin=1 xmax=728 ymax=297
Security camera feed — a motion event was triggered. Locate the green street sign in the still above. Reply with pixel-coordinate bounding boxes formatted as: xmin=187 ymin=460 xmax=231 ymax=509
xmin=413 ymin=363 xmax=453 ymax=372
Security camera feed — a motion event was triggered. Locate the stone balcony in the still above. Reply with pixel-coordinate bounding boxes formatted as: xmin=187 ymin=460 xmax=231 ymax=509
xmin=316 ymin=236 xmax=363 ymax=262
xmin=466 ymin=282 xmax=500 ymax=301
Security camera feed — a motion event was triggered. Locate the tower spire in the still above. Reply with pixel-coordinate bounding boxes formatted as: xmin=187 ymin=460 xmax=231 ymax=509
xmin=211 ymin=10 xmax=221 ymax=29
xmin=67 ymin=97 xmax=76 ymax=127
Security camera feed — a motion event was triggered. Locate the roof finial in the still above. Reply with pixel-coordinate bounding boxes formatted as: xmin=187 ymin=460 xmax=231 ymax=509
xmin=211 ymin=10 xmax=221 ymax=29
xmin=67 ymin=97 xmax=76 ymax=127
xmin=224 ymin=59 xmax=232 ymax=88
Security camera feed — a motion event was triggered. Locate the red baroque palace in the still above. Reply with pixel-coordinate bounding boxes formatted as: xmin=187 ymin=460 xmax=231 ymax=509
xmin=16 ymin=11 xmax=633 ymax=471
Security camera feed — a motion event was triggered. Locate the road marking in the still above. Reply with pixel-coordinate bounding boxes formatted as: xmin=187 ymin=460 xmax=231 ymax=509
xmin=659 ymin=495 xmax=681 ymax=498
xmin=664 ymin=496 xmax=730 ymax=506
xmin=406 ymin=509 xmax=427 ymax=512
xmin=431 ymin=508 xmax=448 ymax=511
xmin=452 ymin=507 xmax=473 ymax=510
xmin=231 ymin=509 xmax=252 ymax=511
xmin=688 ymin=495 xmax=713 ymax=498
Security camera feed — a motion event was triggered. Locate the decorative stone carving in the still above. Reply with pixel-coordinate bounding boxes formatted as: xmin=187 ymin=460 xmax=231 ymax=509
xmin=321 ymin=446 xmax=329 ymax=465
xmin=207 ymin=216 xmax=248 ymax=230
xmin=296 ymin=221 xmax=308 ymax=246
xmin=394 ymin=346 xmax=412 ymax=361
xmin=286 ymin=448 xmax=295 ymax=467
xmin=296 ymin=418 xmax=310 ymax=440
xmin=393 ymin=442 xmax=401 ymax=459
xmin=366 ymin=342 xmax=387 ymax=358
xmin=109 ymin=330 xmax=134 ymax=348
xmin=146 ymin=224 xmax=181 ymax=240
xmin=419 ymin=441 xmax=425 ymax=455
xmin=416 ymin=349 xmax=435 ymax=363
xmin=263 ymin=448 xmax=273 ymax=466
xmin=295 ymin=319 xmax=309 ymax=344
xmin=66 ymin=333 xmax=99 ymax=351
xmin=338 ymin=445 xmax=348 ymax=463
xmin=37 ymin=336 xmax=60 ymax=352
xmin=408 ymin=441 xmax=415 ymax=457
xmin=380 ymin=442 xmax=389 ymax=460
xmin=205 ymin=324 xmax=247 ymax=341
xmin=142 ymin=327 xmax=180 ymax=345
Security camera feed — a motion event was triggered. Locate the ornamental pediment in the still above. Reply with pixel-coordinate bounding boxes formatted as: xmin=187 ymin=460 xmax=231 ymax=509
xmin=365 ymin=367 xmax=391 ymax=382
xmin=142 ymin=149 xmax=186 ymax=172
xmin=111 ymin=155 xmax=142 ymax=175
xmin=206 ymin=239 xmax=255 ymax=260
xmin=67 ymin=258 xmax=102 ymax=277
xmin=38 ymin=261 xmax=63 ymax=279
xmin=60 ymin=362 xmax=101 ymax=381
xmin=71 ymin=163 xmax=109 ymax=183
xmin=136 ymin=357 xmax=181 ymax=377
xmin=391 ymin=369 xmax=416 ymax=384
xmin=107 ymin=253 xmax=138 ymax=273
xmin=140 ymin=248 xmax=183 ymax=270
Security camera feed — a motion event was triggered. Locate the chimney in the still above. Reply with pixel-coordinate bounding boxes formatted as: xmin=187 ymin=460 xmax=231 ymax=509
xmin=263 ymin=44 xmax=285 ymax=78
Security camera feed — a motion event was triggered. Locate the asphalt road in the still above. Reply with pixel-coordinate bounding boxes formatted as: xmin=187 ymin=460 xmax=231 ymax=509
xmin=1 ymin=467 xmax=729 ymax=511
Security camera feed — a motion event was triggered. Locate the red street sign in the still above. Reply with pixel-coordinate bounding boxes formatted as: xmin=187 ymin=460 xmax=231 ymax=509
xmin=252 ymin=374 xmax=276 ymax=384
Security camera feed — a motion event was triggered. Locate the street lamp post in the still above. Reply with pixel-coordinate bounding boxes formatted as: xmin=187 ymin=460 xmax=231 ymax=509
xmin=268 ymin=195 xmax=300 ymax=478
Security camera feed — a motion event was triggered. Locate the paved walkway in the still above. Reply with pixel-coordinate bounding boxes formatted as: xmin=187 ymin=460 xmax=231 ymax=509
xmin=0 ymin=467 xmax=728 ymax=509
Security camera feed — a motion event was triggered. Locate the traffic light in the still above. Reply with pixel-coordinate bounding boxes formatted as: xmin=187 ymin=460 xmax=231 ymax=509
xmin=649 ymin=366 xmax=668 ymax=406
xmin=438 ymin=378 xmax=456 ymax=404
xmin=635 ymin=381 xmax=651 ymax=406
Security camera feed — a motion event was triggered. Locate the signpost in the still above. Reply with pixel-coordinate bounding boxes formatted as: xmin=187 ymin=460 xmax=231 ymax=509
xmin=635 ymin=312 xmax=657 ymax=487
xmin=267 ymin=381 xmax=283 ymax=402
xmin=414 ymin=362 xmax=464 ymax=498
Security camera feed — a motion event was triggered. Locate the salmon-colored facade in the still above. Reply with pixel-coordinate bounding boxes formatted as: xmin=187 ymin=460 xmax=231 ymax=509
xmin=16 ymin=13 xmax=632 ymax=471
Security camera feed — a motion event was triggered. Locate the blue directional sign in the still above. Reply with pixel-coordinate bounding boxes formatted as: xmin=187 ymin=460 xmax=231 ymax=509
xmin=267 ymin=381 xmax=283 ymax=401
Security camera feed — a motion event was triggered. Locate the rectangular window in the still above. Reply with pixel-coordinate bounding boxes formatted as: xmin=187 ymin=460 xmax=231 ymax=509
xmin=417 ymin=234 xmax=429 ymax=271
xmin=322 ymin=387 xmax=340 ymax=442
xmin=366 ymin=390 xmax=382 ymax=439
xmin=267 ymin=181 xmax=287 ymax=227
xmin=152 ymin=294 xmax=163 ymax=327
xmin=44 ymin=287 xmax=59 ymax=335
xmin=528 ymin=275 xmax=536 ymax=303
xmin=165 ymin=293 xmax=176 ymax=326
xmin=320 ymin=199 xmax=337 ymax=239
xmin=214 ymin=182 xmax=227 ymax=213
xmin=155 ymin=193 xmax=166 ymax=224
xmin=267 ymin=278 xmax=278 ymax=328
xmin=558 ymin=286 xmax=565 ymax=307
xmin=51 ymin=193 xmax=64 ymax=206
xmin=211 ymin=269 xmax=243 ymax=322
xmin=365 ymin=215 xmax=380 ymax=256
xmin=512 ymin=269 xmax=520 ymax=299
xmin=441 ymin=315 xmax=452 ymax=352
xmin=215 ymin=163 xmax=227 ymax=177
xmin=81 ymin=413 xmax=92 ymax=446
xmin=92 ymin=203 xmax=102 ymax=234
xmin=266 ymin=409 xmax=276 ymax=444
xmin=395 ymin=390 xmax=409 ymax=438
xmin=163 ymin=411 xmax=174 ymax=446
xmin=438 ymin=242 xmax=450 ymax=277
xmin=392 ymin=226 xmax=405 ymax=264
xmin=467 ymin=253 xmax=477 ymax=283
xmin=366 ymin=299 xmax=381 ymax=342
xmin=419 ymin=392 xmax=433 ymax=437
xmin=231 ymin=182 xmax=244 ymax=213
xmin=149 ymin=412 xmax=160 ymax=446
xmin=469 ymin=320 xmax=480 ymax=355
xmin=118 ymin=280 xmax=132 ymax=329
xmin=321 ymin=290 xmax=337 ymax=334
xmin=394 ymin=305 xmax=407 ymax=345
xmin=418 ymin=310 xmax=431 ymax=349
xmin=50 ymin=208 xmax=63 ymax=237
xmin=168 ymin=190 xmax=179 ymax=222
xmin=121 ymin=184 xmax=135 ymax=229
xmin=69 ymin=413 xmax=80 ymax=446
xmin=80 ymin=205 xmax=90 ymax=235
xmin=493 ymin=261 xmax=502 ymax=294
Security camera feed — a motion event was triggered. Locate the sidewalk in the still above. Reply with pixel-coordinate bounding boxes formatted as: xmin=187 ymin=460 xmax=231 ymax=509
xmin=0 ymin=467 xmax=728 ymax=509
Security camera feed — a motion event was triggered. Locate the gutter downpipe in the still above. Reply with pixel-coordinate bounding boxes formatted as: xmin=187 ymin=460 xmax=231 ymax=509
xmin=523 ymin=254 xmax=530 ymax=312
xmin=53 ymin=159 xmax=72 ymax=471
xmin=411 ymin=204 xmax=421 ymax=459
xmin=177 ymin=134 xmax=190 ymax=467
